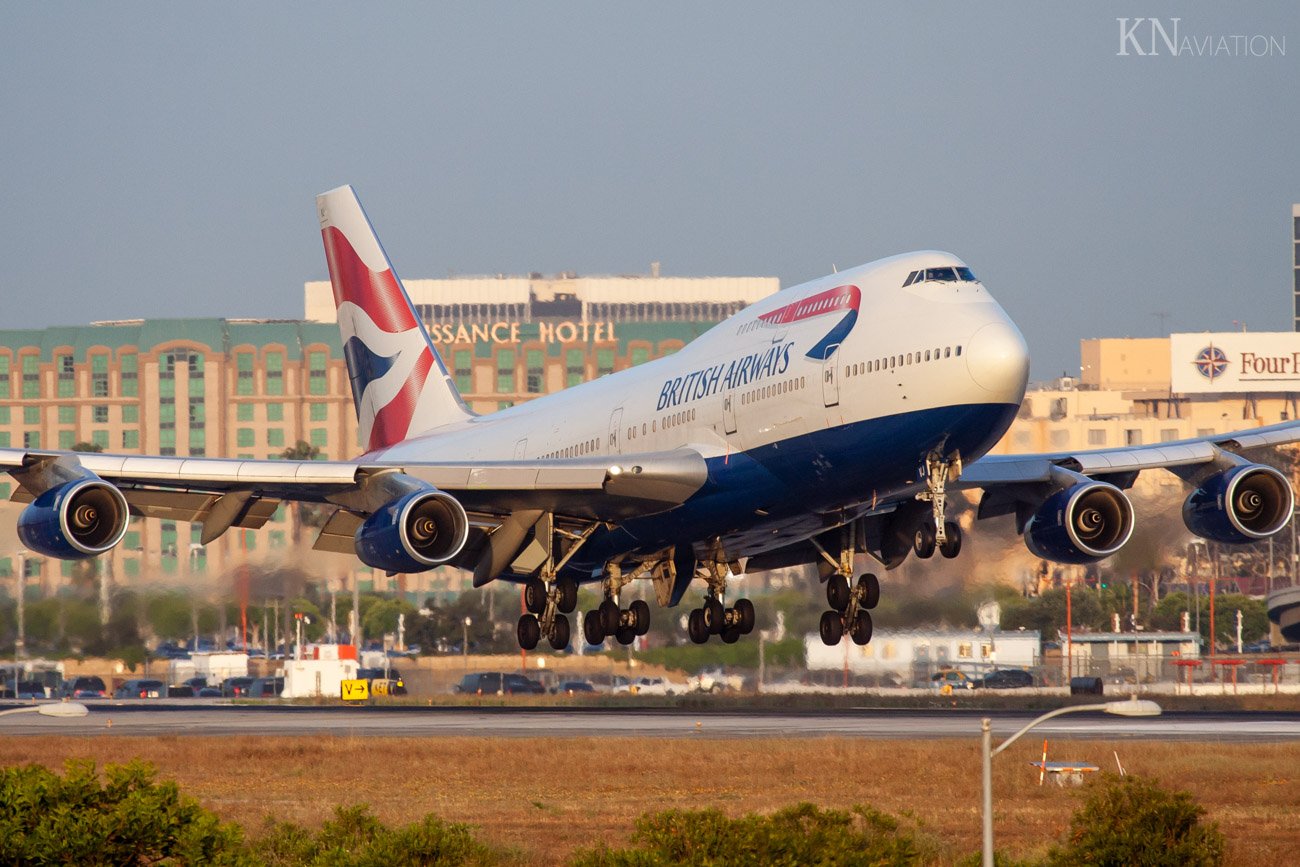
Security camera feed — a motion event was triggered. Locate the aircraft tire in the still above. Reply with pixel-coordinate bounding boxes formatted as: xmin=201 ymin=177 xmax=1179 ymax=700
xmin=583 ymin=610 xmax=605 ymax=646
xmin=517 ymin=614 xmax=541 ymax=651
xmin=939 ymin=522 xmax=962 ymax=559
xmin=735 ymin=598 xmax=756 ymax=634
xmin=849 ymin=610 xmax=873 ymax=646
xmin=687 ymin=608 xmax=709 ymax=644
xmin=819 ymin=610 xmax=843 ymax=646
xmin=858 ymin=573 xmax=881 ymax=610
xmin=914 ymin=524 xmax=936 ymax=559
xmin=557 ymin=579 xmax=578 ymax=613
xmin=615 ymin=625 xmax=637 ymax=646
xmin=721 ymin=627 xmax=741 ymax=644
xmin=599 ymin=599 xmax=621 ymax=634
xmin=549 ymin=614 xmax=570 ymax=651
xmin=826 ymin=574 xmax=851 ymax=611
xmin=630 ymin=600 xmax=651 ymax=636
xmin=524 ymin=578 xmax=547 ymax=615
xmin=704 ymin=597 xmax=726 ymax=634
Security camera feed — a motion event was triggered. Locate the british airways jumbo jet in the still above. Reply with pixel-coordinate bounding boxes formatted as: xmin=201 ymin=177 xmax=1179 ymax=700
xmin=6 ymin=186 xmax=1296 ymax=651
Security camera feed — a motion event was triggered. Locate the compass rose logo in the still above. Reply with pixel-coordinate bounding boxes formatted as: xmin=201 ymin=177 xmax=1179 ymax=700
xmin=1193 ymin=344 xmax=1229 ymax=381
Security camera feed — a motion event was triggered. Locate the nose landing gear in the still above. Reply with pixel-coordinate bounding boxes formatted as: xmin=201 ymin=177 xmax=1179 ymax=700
xmin=914 ymin=450 xmax=963 ymax=560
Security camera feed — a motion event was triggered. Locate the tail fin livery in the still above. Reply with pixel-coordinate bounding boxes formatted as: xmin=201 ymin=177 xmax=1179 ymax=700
xmin=316 ymin=185 xmax=473 ymax=452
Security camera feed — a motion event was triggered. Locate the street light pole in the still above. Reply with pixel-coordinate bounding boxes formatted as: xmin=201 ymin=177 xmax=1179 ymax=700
xmin=981 ymin=699 xmax=1162 ymax=867
xmin=462 ymin=617 xmax=471 ymax=671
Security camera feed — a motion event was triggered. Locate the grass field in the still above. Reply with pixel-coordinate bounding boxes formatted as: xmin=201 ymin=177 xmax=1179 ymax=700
xmin=2 ymin=736 xmax=1295 ymax=865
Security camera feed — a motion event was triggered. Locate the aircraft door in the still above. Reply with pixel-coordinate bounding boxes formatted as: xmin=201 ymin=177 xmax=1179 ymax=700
xmin=821 ymin=345 xmax=841 ymax=407
xmin=608 ymin=407 xmax=624 ymax=455
xmin=723 ymin=394 xmax=737 ymax=435
xmin=513 ymin=438 xmax=527 ymax=459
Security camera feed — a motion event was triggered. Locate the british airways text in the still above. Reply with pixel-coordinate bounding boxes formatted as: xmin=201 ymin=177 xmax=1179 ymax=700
xmin=656 ymin=342 xmax=794 ymax=411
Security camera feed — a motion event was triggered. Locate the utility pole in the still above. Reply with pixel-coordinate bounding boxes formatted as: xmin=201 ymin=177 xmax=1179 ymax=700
xmin=352 ymin=573 xmax=362 ymax=649
xmin=15 ymin=553 xmax=25 ymax=662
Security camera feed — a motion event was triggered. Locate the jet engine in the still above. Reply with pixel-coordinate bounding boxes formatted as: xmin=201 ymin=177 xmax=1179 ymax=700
xmin=17 ymin=478 xmax=130 ymax=559
xmin=1183 ymin=464 xmax=1293 ymax=545
xmin=1024 ymin=481 xmax=1134 ymax=565
xmin=354 ymin=487 xmax=470 ymax=573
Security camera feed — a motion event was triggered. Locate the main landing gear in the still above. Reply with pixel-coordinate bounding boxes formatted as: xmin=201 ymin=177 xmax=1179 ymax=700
xmin=685 ymin=563 xmax=755 ymax=645
xmin=517 ymin=576 xmax=577 ymax=651
xmin=913 ymin=450 xmax=962 ymax=560
xmin=581 ymin=564 xmax=650 ymax=647
xmin=819 ymin=571 xmax=880 ymax=646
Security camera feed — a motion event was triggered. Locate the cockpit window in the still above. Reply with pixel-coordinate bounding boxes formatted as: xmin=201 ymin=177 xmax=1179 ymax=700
xmin=902 ymin=270 xmax=918 ymax=287
xmin=956 ymin=266 xmax=978 ymax=282
xmin=924 ymin=267 xmax=958 ymax=282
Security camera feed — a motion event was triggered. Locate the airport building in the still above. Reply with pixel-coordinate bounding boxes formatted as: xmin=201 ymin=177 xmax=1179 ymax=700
xmin=989 ymin=332 xmax=1300 ymax=484
xmin=0 ymin=269 xmax=777 ymax=598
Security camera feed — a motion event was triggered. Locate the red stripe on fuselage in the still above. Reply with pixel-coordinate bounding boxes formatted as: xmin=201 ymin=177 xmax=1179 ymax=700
xmin=759 ymin=284 xmax=860 ymax=327
xmin=321 ymin=226 xmax=419 ymax=334
xmin=367 ymin=346 xmax=435 ymax=450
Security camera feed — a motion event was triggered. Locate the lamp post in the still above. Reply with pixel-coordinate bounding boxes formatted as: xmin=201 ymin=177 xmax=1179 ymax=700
xmin=0 ymin=702 xmax=89 ymax=720
xmin=981 ymin=699 xmax=1162 ymax=866
xmin=462 ymin=617 xmax=472 ymax=671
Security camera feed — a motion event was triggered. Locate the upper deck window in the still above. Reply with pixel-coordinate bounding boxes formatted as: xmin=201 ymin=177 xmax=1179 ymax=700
xmin=924 ymin=267 xmax=958 ymax=282
xmin=956 ymin=266 xmax=978 ymax=282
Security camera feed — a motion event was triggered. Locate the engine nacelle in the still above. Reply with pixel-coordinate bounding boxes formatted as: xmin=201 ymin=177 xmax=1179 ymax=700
xmin=1183 ymin=464 xmax=1294 ymax=545
xmin=354 ymin=488 xmax=469 ymax=573
xmin=1024 ymin=481 xmax=1134 ymax=565
xmin=17 ymin=478 xmax=130 ymax=559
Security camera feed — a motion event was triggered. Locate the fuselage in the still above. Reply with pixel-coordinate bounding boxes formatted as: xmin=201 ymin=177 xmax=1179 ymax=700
xmin=376 ymin=251 xmax=1030 ymax=577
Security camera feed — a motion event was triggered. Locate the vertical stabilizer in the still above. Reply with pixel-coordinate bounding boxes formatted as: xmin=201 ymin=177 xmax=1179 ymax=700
xmin=316 ymin=185 xmax=473 ymax=452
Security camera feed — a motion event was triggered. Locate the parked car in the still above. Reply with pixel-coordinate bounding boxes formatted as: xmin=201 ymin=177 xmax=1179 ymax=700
xmin=246 ymin=677 xmax=284 ymax=698
xmin=114 ymin=679 xmax=166 ymax=699
xmin=550 ymin=680 xmax=596 ymax=695
xmin=63 ymin=676 xmax=108 ymax=699
xmin=221 ymin=677 xmax=256 ymax=697
xmin=0 ymin=681 xmax=49 ymax=699
xmin=197 ymin=686 xmax=223 ymax=698
xmin=167 ymin=685 xmax=195 ymax=698
xmin=454 ymin=672 xmax=544 ymax=695
xmin=976 ymin=669 xmax=1034 ymax=689
xmin=929 ymin=670 xmax=975 ymax=691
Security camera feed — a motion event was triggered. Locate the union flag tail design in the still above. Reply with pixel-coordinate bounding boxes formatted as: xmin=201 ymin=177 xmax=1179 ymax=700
xmin=316 ymin=185 xmax=473 ymax=452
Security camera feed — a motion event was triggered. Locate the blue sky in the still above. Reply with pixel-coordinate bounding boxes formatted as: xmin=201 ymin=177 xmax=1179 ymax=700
xmin=2 ymin=3 xmax=1297 ymax=378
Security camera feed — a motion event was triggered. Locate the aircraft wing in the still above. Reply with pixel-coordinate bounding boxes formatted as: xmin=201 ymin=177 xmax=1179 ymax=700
xmin=958 ymin=419 xmax=1300 ymax=494
xmin=0 ymin=446 xmax=709 ymax=534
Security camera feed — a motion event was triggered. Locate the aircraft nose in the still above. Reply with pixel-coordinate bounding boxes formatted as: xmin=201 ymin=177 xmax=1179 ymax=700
xmin=966 ymin=320 xmax=1029 ymax=399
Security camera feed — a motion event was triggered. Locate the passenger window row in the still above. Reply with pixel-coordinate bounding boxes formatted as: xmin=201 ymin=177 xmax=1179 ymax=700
xmin=845 ymin=345 xmax=962 ymax=378
xmin=902 ymin=266 xmax=978 ymax=287
xmin=543 ymin=437 xmax=600 ymax=460
xmin=741 ymin=375 xmax=807 ymax=406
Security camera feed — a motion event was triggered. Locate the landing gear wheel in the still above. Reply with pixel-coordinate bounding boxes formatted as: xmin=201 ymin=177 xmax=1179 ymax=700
xmin=524 ymin=578 xmax=547 ymax=615
xmin=914 ymin=523 xmax=936 ymax=559
xmin=734 ymin=598 xmax=756 ymax=634
xmin=721 ymin=627 xmax=741 ymax=644
xmin=599 ymin=599 xmax=621 ymax=634
xmin=583 ymin=610 xmax=605 ymax=646
xmin=819 ymin=610 xmax=844 ymax=646
xmin=857 ymin=573 xmax=881 ymax=610
xmin=549 ymin=614 xmax=570 ymax=650
xmin=703 ymin=597 xmax=726 ymax=634
xmin=517 ymin=614 xmax=540 ymax=650
xmin=629 ymin=600 xmax=651 ymax=636
xmin=939 ymin=522 xmax=962 ymax=559
xmin=849 ymin=610 xmax=873 ymax=646
xmin=687 ymin=608 xmax=709 ymax=644
xmin=557 ymin=579 xmax=578 ymax=614
xmin=615 ymin=626 xmax=636 ymax=646
xmin=826 ymin=574 xmax=851 ymax=611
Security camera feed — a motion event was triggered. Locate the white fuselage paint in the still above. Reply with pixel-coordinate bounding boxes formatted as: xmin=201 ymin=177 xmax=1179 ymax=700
xmin=376 ymin=252 xmax=1030 ymax=469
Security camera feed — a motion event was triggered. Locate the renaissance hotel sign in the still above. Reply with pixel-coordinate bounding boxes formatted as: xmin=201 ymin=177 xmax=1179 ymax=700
xmin=1171 ymin=333 xmax=1300 ymax=394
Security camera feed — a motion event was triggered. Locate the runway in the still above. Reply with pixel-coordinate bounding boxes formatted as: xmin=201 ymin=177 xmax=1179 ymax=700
xmin=3 ymin=704 xmax=1300 ymax=741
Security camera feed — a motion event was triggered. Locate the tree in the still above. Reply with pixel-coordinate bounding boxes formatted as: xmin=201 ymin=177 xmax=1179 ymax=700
xmin=1046 ymin=774 xmax=1225 ymax=866
xmin=69 ymin=441 xmax=104 ymax=453
xmin=1151 ymin=592 xmax=1268 ymax=646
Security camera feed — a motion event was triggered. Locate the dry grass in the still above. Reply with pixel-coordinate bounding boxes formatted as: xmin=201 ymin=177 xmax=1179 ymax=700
xmin=1 ymin=736 xmax=1295 ymax=865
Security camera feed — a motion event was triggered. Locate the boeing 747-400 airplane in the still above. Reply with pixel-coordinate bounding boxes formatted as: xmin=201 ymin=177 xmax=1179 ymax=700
xmin=6 ymin=186 xmax=1296 ymax=650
